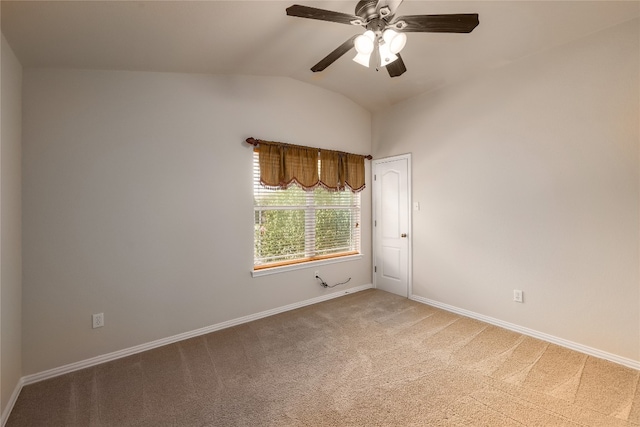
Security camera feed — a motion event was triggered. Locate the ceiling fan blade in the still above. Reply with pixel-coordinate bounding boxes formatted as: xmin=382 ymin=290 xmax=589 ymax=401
xmin=311 ymin=35 xmax=359 ymax=72
xmin=392 ymin=13 xmax=479 ymax=33
xmin=386 ymin=54 xmax=407 ymax=78
xmin=286 ymin=4 xmax=361 ymax=25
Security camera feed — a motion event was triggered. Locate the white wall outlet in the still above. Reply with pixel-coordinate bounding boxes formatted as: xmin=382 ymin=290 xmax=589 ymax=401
xmin=513 ymin=290 xmax=524 ymax=303
xmin=92 ymin=312 xmax=104 ymax=328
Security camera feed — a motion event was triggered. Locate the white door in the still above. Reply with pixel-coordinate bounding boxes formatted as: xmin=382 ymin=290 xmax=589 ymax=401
xmin=373 ymin=154 xmax=411 ymax=297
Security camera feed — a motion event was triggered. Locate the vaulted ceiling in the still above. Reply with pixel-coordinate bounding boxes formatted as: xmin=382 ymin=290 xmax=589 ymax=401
xmin=2 ymin=1 xmax=639 ymax=112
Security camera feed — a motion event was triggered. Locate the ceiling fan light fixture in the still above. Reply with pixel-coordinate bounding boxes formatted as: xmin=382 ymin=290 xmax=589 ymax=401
xmin=353 ymin=30 xmax=375 ymax=68
xmin=353 ymin=52 xmax=372 ymax=67
xmin=382 ymin=29 xmax=407 ymax=54
xmin=378 ymin=42 xmax=398 ymax=67
xmin=354 ymin=30 xmax=375 ymax=54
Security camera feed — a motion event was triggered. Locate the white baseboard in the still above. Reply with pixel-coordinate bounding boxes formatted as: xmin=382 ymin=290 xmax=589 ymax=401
xmin=410 ymin=294 xmax=640 ymax=371
xmin=1 ymin=377 xmax=25 ymax=427
xmin=19 ymin=284 xmax=373 ymax=389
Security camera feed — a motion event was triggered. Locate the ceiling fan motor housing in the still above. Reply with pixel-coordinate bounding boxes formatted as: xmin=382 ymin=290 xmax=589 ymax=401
xmin=366 ymin=18 xmax=387 ymax=34
xmin=355 ymin=0 xmax=378 ymax=21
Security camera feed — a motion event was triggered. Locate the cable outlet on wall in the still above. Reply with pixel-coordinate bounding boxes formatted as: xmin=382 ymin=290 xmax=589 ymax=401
xmin=513 ymin=290 xmax=524 ymax=303
xmin=314 ymin=270 xmax=320 ymax=279
xmin=92 ymin=312 xmax=104 ymax=329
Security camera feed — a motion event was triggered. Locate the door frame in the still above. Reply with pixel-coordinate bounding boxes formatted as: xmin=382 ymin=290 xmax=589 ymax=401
xmin=372 ymin=153 xmax=413 ymax=298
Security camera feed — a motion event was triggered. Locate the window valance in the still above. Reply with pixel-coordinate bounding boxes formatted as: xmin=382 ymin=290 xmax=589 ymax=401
xmin=246 ymin=138 xmax=369 ymax=193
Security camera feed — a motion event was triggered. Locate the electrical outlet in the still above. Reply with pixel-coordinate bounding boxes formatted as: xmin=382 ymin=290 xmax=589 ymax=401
xmin=92 ymin=313 xmax=104 ymax=329
xmin=314 ymin=270 xmax=320 ymax=279
xmin=513 ymin=290 xmax=523 ymax=303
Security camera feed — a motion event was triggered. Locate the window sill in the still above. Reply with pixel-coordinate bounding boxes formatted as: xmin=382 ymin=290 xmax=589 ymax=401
xmin=251 ymin=254 xmax=363 ymax=277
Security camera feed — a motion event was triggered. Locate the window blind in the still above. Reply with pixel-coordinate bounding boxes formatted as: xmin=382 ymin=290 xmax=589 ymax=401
xmin=253 ymin=151 xmax=361 ymax=269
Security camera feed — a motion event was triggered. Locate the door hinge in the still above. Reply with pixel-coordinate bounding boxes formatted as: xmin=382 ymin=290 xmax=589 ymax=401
xmin=374 ymin=266 xmax=377 ymax=273
xmin=374 ymin=220 xmax=377 ymax=227
xmin=374 ymin=174 xmax=377 ymax=181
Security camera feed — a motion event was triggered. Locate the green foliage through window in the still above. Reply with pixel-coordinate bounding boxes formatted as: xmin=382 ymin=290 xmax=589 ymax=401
xmin=253 ymin=152 xmax=361 ymax=268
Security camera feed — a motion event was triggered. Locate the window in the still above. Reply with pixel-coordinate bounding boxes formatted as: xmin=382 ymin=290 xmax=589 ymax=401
xmin=253 ymin=151 xmax=361 ymax=271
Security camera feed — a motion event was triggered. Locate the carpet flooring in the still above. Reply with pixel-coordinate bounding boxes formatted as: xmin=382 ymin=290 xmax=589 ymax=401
xmin=7 ymin=289 xmax=640 ymax=426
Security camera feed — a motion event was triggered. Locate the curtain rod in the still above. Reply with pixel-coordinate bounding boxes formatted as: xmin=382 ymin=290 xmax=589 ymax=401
xmin=245 ymin=137 xmax=373 ymax=160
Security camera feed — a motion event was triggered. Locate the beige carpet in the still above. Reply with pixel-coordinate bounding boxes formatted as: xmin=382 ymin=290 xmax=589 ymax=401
xmin=8 ymin=289 xmax=640 ymax=426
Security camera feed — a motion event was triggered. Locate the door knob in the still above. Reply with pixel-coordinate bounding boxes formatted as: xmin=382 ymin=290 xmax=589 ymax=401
xmin=401 ymin=233 xmax=407 ymax=238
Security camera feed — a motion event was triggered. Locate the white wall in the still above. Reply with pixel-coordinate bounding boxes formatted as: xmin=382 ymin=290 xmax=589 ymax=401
xmin=22 ymin=70 xmax=372 ymax=375
xmin=373 ymin=18 xmax=640 ymax=361
xmin=1 ymin=34 xmax=23 ymax=414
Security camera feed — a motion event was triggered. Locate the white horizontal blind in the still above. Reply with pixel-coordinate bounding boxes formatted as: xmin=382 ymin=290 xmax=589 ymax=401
xmin=253 ymin=151 xmax=361 ymax=268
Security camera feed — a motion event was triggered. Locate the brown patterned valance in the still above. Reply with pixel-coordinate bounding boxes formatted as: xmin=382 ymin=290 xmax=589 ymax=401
xmin=246 ymin=138 xmax=368 ymax=193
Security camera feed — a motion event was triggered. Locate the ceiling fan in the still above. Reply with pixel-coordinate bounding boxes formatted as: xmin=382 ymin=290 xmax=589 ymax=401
xmin=286 ymin=0 xmax=479 ymax=77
